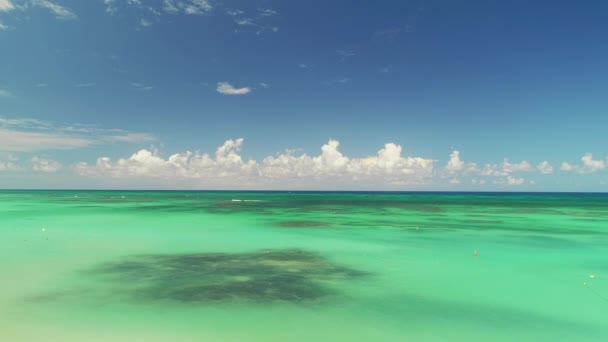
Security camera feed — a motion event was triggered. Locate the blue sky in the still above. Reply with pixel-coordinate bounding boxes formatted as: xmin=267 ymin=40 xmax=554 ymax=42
xmin=1 ymin=0 xmax=607 ymax=190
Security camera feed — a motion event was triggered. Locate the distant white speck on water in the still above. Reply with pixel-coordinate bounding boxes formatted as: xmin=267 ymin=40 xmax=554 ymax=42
xmin=590 ymin=274 xmax=596 ymax=279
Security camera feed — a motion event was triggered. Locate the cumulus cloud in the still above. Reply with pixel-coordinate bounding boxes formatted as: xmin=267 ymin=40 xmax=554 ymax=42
xmin=537 ymin=161 xmax=554 ymax=174
xmin=442 ymin=151 xmax=539 ymax=185
xmin=560 ymin=162 xmax=574 ymax=172
xmin=31 ymin=156 xmax=62 ymax=172
xmin=560 ymin=153 xmax=606 ymax=174
xmin=444 ymin=150 xmax=478 ymax=174
xmin=581 ymin=153 xmax=606 ymax=173
xmin=507 ymin=175 xmax=525 ymax=185
xmin=31 ymin=0 xmax=77 ymax=20
xmin=74 ymin=139 xmax=436 ymax=189
xmin=0 ymin=0 xmax=14 ymax=12
xmin=216 ymin=82 xmax=251 ymax=95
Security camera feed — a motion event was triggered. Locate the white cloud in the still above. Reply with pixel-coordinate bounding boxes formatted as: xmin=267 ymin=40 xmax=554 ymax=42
xmin=324 ymin=77 xmax=350 ymax=85
xmin=31 ymin=0 xmax=77 ymax=20
xmin=131 ymin=82 xmax=153 ymax=91
xmin=373 ymin=27 xmax=403 ymax=42
xmin=0 ymin=128 xmax=93 ymax=152
xmin=105 ymin=0 xmax=144 ymax=14
xmin=0 ymin=21 xmax=8 ymax=31
xmin=0 ymin=117 xmax=156 ymax=152
xmin=103 ymin=0 xmax=117 ymax=14
xmin=0 ymin=0 xmax=15 ymax=12
xmin=493 ymin=176 xmax=525 ymax=186
xmin=0 ymin=159 xmax=20 ymax=171
xmin=581 ymin=153 xmax=606 ymax=173
xmin=560 ymin=153 xmax=606 ymax=174
xmin=139 ymin=18 xmax=151 ymax=27
xmin=537 ymin=161 xmax=554 ymax=174
xmin=163 ymin=0 xmax=211 ymax=15
xmin=507 ymin=175 xmax=525 ymax=185
xmin=216 ymin=82 xmax=251 ymax=95
xmin=480 ymin=159 xmax=533 ymax=176
xmin=105 ymin=133 xmax=156 ymax=143
xmin=258 ymin=8 xmax=277 ymax=17
xmin=337 ymin=49 xmax=355 ymax=61
xmin=444 ymin=150 xmax=478 ymax=174
xmin=0 ymin=89 xmax=15 ymax=98
xmin=31 ymin=156 xmax=62 ymax=172
xmin=443 ymin=151 xmax=539 ymax=185
xmin=184 ymin=0 xmax=212 ymax=14
xmin=259 ymin=83 xmax=269 ymax=88
xmin=163 ymin=0 xmax=179 ymax=14
xmin=226 ymin=9 xmax=244 ymax=16
xmin=446 ymin=150 xmax=464 ymax=171
xmin=75 ymin=139 xmax=436 ymax=189
xmin=235 ymin=18 xmax=254 ymax=26
xmin=560 ymin=162 xmax=574 ymax=172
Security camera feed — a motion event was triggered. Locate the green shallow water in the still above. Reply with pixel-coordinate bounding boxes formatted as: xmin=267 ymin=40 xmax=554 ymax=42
xmin=1 ymin=191 xmax=607 ymax=341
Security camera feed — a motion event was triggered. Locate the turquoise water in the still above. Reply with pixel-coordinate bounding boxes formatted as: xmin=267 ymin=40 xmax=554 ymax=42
xmin=1 ymin=191 xmax=607 ymax=341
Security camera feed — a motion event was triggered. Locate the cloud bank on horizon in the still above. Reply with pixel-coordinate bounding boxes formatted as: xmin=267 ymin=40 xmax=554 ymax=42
xmin=1 ymin=115 xmax=606 ymax=190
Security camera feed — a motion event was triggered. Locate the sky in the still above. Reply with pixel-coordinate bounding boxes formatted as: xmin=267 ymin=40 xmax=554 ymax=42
xmin=0 ymin=0 xmax=607 ymax=190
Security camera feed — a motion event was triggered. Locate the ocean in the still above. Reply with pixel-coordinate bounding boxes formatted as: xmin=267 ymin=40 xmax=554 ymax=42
xmin=1 ymin=191 xmax=606 ymax=341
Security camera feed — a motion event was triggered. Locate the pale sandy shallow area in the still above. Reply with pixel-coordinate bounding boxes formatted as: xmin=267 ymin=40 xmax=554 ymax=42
xmin=1 ymin=191 xmax=607 ymax=341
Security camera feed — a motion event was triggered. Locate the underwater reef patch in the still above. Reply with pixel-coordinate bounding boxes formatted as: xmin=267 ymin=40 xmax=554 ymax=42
xmin=83 ymin=249 xmax=367 ymax=304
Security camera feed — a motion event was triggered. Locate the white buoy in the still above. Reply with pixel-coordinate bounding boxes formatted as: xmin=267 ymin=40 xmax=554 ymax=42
xmin=41 ymin=228 xmax=46 ymax=233
xmin=590 ymin=274 xmax=596 ymax=279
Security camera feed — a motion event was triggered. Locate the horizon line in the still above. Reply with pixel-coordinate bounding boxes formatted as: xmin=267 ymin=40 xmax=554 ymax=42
xmin=1 ymin=189 xmax=607 ymax=194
